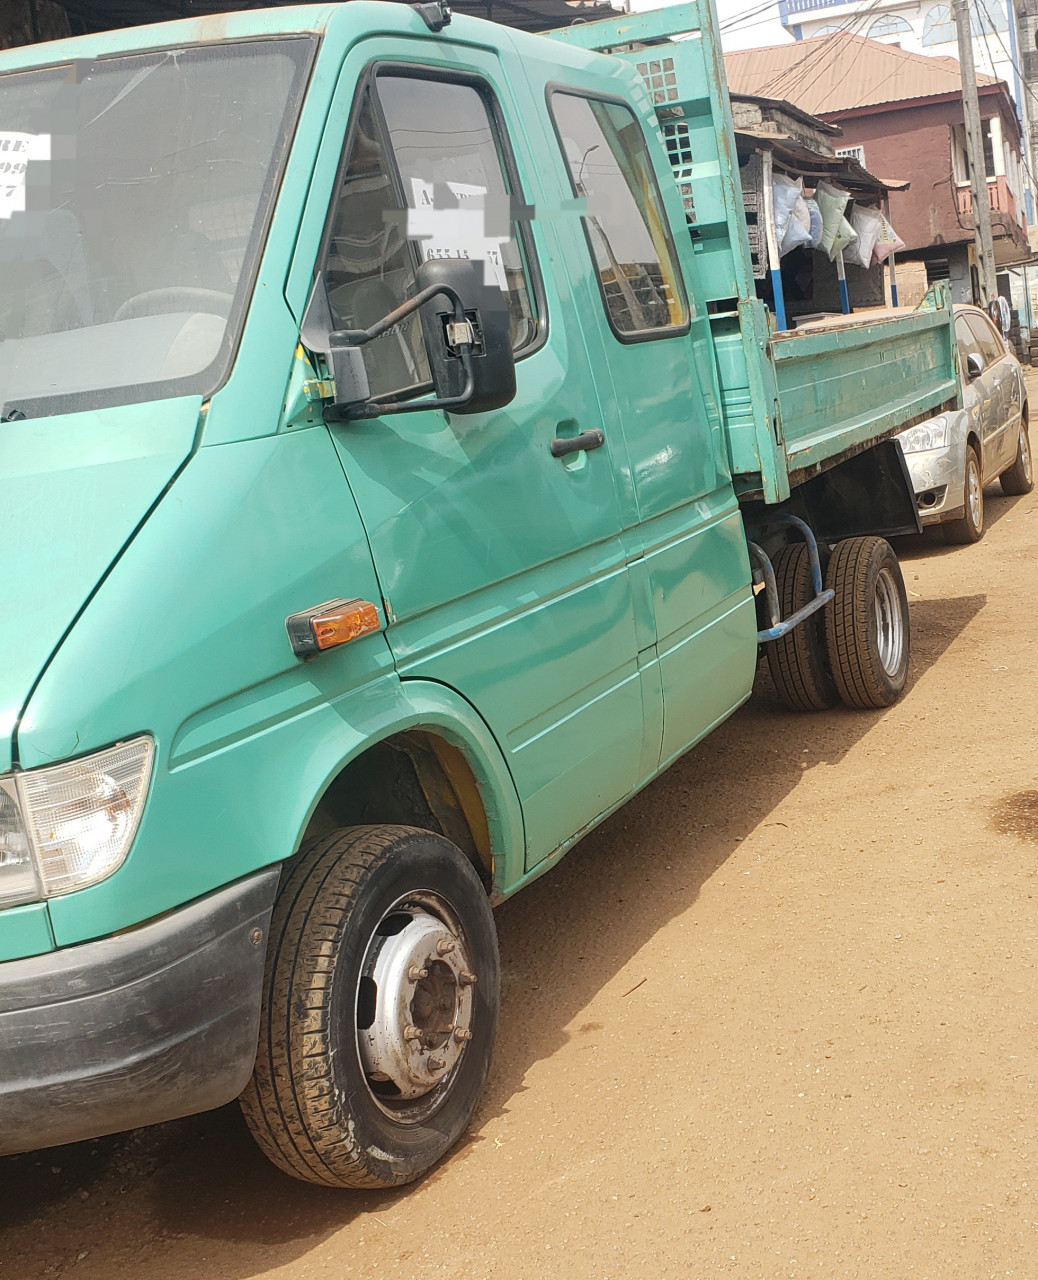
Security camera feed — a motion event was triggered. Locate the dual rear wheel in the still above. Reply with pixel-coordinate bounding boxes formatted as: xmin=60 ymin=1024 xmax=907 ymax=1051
xmin=767 ymin=535 xmax=910 ymax=712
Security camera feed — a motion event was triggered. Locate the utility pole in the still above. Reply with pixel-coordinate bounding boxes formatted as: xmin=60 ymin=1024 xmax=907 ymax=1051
xmin=952 ymin=0 xmax=998 ymax=305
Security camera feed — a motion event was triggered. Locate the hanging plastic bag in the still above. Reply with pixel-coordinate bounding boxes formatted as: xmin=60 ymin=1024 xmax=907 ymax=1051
xmin=846 ymin=204 xmax=884 ymax=268
xmin=780 ymin=194 xmax=813 ymax=256
xmin=815 ymin=180 xmax=852 ymax=258
xmin=871 ymin=214 xmax=906 ymax=265
xmin=771 ymin=172 xmax=802 ymax=252
xmin=830 ymin=215 xmax=858 ymax=261
xmin=804 ymin=197 xmax=824 ymax=250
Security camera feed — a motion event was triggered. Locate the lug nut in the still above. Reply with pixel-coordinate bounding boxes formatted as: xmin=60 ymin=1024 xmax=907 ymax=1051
xmin=407 ymin=964 xmax=429 ymax=982
xmin=428 ymin=1056 xmax=446 ymax=1071
xmin=454 ymin=1027 xmax=473 ymax=1043
xmin=436 ymin=938 xmax=455 ymax=956
xmin=403 ymin=1025 xmax=422 ymax=1042
xmin=459 ymin=970 xmax=477 ymax=986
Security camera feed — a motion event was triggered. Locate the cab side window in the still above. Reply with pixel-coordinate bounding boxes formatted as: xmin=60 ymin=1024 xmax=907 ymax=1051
xmin=549 ymin=91 xmax=689 ymax=339
xmin=321 ymin=74 xmax=537 ymax=399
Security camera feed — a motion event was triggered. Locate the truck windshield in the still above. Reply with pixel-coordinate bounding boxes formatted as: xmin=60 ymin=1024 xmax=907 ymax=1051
xmin=0 ymin=37 xmax=314 ymax=419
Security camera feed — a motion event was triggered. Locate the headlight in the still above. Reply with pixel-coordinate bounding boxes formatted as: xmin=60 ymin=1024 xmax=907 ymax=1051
xmin=899 ymin=416 xmax=950 ymax=454
xmin=0 ymin=778 xmax=40 ymax=908
xmin=0 ymin=738 xmax=154 ymax=903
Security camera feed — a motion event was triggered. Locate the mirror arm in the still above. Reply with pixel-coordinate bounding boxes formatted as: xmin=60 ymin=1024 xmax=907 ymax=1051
xmin=341 ymin=351 xmax=476 ymax=420
xmin=323 ymin=281 xmax=478 ymax=421
xmin=330 ymin=281 xmax=464 ymax=348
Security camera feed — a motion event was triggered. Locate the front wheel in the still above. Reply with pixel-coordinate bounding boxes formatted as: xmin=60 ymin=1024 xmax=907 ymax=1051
xmin=240 ymin=825 xmax=499 ymax=1189
xmin=943 ymin=445 xmax=984 ymax=544
xmin=1000 ymin=421 xmax=1034 ymax=495
xmin=824 ymin=536 xmax=910 ymax=709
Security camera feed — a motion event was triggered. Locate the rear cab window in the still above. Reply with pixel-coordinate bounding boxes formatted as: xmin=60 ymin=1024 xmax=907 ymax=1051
xmin=547 ymin=90 xmax=689 ymax=341
xmin=318 ymin=70 xmax=539 ymax=400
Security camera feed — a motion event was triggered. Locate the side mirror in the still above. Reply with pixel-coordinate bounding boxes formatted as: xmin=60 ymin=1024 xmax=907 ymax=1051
xmin=415 ymin=259 xmax=516 ymax=415
xmin=300 ymin=261 xmax=516 ymax=421
xmin=966 ymin=351 xmax=984 ymax=381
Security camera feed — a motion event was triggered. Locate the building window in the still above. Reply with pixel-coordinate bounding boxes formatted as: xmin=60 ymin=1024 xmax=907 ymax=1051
xmin=813 ymin=24 xmax=843 ymax=35
xmin=868 ymin=14 xmax=912 ymax=37
xmin=922 ymin=4 xmax=954 ymax=44
xmin=836 ymin=144 xmax=867 ymax=165
xmin=971 ymin=0 xmax=1008 ymax=34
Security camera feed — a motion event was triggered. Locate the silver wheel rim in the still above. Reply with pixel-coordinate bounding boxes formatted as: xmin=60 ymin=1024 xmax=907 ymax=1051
xmin=1020 ymin=429 xmax=1032 ymax=483
xmin=966 ymin=456 xmax=982 ymax=530
xmin=874 ymin=567 xmax=905 ymax=677
xmin=355 ymin=891 xmax=477 ymax=1125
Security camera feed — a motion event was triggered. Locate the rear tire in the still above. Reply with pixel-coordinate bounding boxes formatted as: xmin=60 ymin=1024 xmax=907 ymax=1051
xmin=765 ymin=542 xmax=839 ymax=711
xmin=824 ymin=536 xmax=910 ymax=709
xmin=240 ymin=825 xmax=499 ymax=1189
xmin=1000 ymin=421 xmax=1033 ymax=495
xmin=943 ymin=446 xmax=984 ymax=544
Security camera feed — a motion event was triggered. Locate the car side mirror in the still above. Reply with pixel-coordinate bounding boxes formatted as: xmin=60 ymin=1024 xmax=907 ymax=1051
xmin=300 ymin=261 xmax=516 ymax=421
xmin=966 ymin=352 xmax=984 ymax=381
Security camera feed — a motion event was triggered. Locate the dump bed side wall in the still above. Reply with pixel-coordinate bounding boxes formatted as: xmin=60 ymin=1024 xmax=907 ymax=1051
xmin=771 ymin=305 xmax=960 ymax=488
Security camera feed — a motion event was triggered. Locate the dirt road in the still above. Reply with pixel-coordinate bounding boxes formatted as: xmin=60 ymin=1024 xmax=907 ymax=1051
xmin=3 ymin=412 xmax=1038 ymax=1280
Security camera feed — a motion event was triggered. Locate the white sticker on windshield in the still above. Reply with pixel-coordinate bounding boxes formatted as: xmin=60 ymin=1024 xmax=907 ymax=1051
xmin=407 ymin=178 xmax=508 ymax=291
xmin=0 ymin=132 xmax=50 ymax=219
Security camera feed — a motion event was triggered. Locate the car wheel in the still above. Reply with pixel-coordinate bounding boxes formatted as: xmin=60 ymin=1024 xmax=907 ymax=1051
xmin=943 ymin=446 xmax=984 ymax=544
xmin=824 ymin=536 xmax=910 ymax=709
xmin=1000 ymin=421 xmax=1034 ymax=496
xmin=240 ymin=825 xmax=499 ymax=1188
xmin=765 ymin=542 xmax=839 ymax=711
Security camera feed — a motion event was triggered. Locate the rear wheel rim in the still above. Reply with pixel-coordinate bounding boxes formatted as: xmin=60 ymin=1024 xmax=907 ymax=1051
xmin=874 ymin=567 xmax=905 ymax=677
xmin=966 ymin=457 xmax=982 ymax=529
xmin=1020 ymin=429 xmax=1032 ymax=483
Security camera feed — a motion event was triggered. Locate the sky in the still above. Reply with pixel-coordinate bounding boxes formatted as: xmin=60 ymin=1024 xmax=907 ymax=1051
xmin=627 ymin=0 xmax=794 ymax=50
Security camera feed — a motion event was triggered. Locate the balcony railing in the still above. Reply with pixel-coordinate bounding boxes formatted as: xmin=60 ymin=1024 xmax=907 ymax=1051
xmin=956 ymin=177 xmax=1021 ymax=229
xmin=782 ymin=0 xmax=856 ymax=15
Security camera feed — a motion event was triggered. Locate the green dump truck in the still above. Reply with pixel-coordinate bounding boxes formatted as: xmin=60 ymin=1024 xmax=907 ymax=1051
xmin=0 ymin=0 xmax=961 ymax=1188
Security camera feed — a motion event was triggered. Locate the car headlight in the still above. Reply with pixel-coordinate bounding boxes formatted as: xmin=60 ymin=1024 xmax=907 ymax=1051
xmin=0 ymin=778 xmax=40 ymax=908
xmin=899 ymin=416 xmax=950 ymax=454
xmin=0 ymin=738 xmax=153 ymax=905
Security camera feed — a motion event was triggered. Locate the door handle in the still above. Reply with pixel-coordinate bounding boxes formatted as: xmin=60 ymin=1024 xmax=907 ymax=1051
xmin=550 ymin=428 xmax=605 ymax=458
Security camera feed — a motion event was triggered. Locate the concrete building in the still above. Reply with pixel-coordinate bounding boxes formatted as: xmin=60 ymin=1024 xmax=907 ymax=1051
xmin=727 ymin=33 xmax=1031 ymax=304
xmin=776 ymin=0 xmax=1033 ymax=218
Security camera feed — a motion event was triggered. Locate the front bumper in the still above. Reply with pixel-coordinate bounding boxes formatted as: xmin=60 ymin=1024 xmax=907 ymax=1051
xmin=902 ymin=439 xmax=967 ymax=525
xmin=0 ymin=866 xmax=279 ymax=1156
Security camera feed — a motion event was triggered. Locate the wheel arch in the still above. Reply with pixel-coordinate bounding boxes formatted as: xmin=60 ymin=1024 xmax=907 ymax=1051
xmin=288 ymin=679 xmax=525 ymax=899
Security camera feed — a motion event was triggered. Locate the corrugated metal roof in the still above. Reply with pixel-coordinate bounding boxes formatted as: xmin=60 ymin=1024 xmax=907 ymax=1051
xmin=724 ymin=32 xmax=997 ymax=117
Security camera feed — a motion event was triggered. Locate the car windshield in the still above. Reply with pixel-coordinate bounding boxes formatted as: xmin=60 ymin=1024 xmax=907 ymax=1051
xmin=0 ymin=37 xmax=314 ymax=419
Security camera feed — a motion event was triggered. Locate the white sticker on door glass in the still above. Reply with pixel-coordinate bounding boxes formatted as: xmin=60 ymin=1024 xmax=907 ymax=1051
xmin=407 ymin=177 xmax=508 ymax=291
xmin=0 ymin=132 xmax=51 ymax=219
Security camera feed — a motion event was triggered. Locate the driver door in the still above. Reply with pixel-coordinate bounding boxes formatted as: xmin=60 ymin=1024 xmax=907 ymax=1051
xmin=290 ymin=48 xmax=653 ymax=867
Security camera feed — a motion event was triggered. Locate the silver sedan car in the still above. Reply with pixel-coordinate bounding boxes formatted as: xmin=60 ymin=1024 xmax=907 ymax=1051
xmin=898 ymin=304 xmax=1032 ymax=543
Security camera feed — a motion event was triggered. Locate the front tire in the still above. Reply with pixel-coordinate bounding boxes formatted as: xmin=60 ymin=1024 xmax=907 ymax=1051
xmin=240 ymin=825 xmax=499 ymax=1189
xmin=944 ymin=445 xmax=984 ymax=544
xmin=1000 ymin=421 xmax=1033 ymax=495
xmin=824 ymin=536 xmax=910 ymax=709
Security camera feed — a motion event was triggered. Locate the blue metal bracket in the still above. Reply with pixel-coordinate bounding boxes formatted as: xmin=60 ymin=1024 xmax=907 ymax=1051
xmin=749 ymin=515 xmax=834 ymax=643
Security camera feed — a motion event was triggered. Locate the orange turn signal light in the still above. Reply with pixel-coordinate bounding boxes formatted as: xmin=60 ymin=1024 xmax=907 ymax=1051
xmin=286 ymin=598 xmax=381 ymax=658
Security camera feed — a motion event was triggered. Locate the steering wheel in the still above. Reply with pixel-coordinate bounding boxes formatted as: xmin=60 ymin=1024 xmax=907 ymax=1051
xmin=113 ymin=287 xmax=233 ymax=323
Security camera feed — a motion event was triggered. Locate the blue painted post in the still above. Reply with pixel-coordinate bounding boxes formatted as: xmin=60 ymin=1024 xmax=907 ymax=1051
xmin=761 ymin=148 xmax=788 ymax=331
xmin=836 ymin=248 xmax=850 ymax=314
xmin=889 ymin=252 xmax=899 ymax=308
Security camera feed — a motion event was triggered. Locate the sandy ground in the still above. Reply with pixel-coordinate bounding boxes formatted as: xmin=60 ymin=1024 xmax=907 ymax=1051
xmin=3 ymin=397 xmax=1038 ymax=1280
